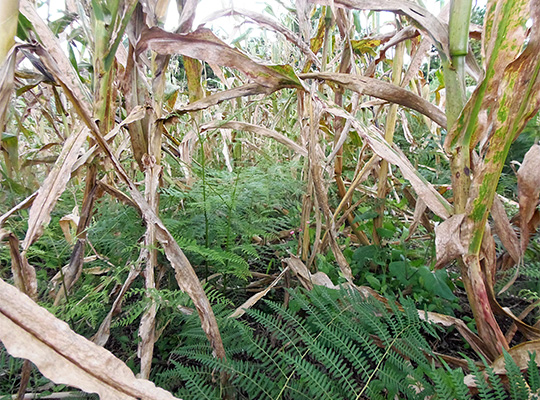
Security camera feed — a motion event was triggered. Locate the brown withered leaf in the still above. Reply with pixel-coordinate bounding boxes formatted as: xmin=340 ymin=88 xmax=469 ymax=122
xmin=201 ymin=120 xmax=308 ymax=157
xmin=406 ymin=197 xmax=428 ymax=241
xmin=0 ymin=279 xmax=178 ymax=400
xmin=21 ymin=126 xmax=88 ymax=250
xmin=283 ymin=255 xmax=313 ymax=290
xmin=22 ymin=2 xmax=226 ymax=361
xmin=136 ymin=27 xmax=304 ymax=90
xmin=229 ymin=267 xmax=289 ymax=319
xmin=421 ymin=310 xmax=494 ymax=362
xmin=322 ymin=105 xmax=453 ymax=219
xmin=0 ymin=231 xmax=37 ymax=300
xmin=311 ymin=0 xmax=450 ymax=60
xmin=301 ymin=72 xmax=447 ymax=128
xmin=435 ymin=214 xmax=466 ymax=268
xmin=162 ymin=83 xmax=279 ymax=123
xmin=517 ymin=144 xmax=540 ymax=253
xmin=204 ymin=8 xmax=320 ymax=68
xmin=59 ymin=209 xmax=80 ymax=244
xmin=491 ymin=340 xmax=540 ymax=374
xmin=0 ymin=47 xmax=16 ymax=141
xmin=492 ymin=195 xmax=520 ymax=264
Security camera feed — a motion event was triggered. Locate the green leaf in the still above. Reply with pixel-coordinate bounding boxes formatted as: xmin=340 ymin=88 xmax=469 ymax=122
xmin=354 ymin=209 xmax=379 ymax=222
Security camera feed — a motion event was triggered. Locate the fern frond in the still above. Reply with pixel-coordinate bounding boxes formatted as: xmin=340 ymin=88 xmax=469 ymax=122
xmin=503 ymin=350 xmax=531 ymax=400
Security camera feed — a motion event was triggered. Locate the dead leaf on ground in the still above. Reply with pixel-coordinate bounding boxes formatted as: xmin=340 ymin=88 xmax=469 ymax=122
xmin=229 ymin=267 xmax=289 ymax=319
xmin=491 ymin=340 xmax=540 ymax=374
xmin=421 ymin=310 xmax=494 ymax=362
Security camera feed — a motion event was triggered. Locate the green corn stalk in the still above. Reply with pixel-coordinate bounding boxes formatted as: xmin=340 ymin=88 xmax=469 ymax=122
xmin=445 ymin=0 xmax=473 ymax=213
xmin=445 ymin=0 xmax=540 ymax=356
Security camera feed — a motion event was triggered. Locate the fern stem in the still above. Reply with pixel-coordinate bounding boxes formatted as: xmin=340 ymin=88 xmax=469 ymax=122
xmin=355 ymin=324 xmax=413 ymax=400
xmin=273 ymin=302 xmax=354 ymax=400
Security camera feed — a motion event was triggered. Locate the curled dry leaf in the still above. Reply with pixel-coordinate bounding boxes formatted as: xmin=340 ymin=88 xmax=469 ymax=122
xmin=21 ymin=126 xmax=89 ymax=250
xmin=229 ymin=267 xmax=289 ymax=319
xmin=136 ymin=27 xmax=304 ymax=90
xmin=59 ymin=209 xmax=80 ymax=244
xmin=517 ymin=144 xmax=540 ymax=253
xmin=162 ymin=83 xmax=279 ymax=123
xmin=284 ymin=255 xmax=355 ymax=290
xmin=311 ymin=0 xmax=451 ymax=60
xmin=0 ymin=46 xmax=16 ymax=139
xmin=204 ymin=8 xmax=321 ymax=68
xmin=421 ymin=310 xmax=494 ymax=362
xmin=0 ymin=279 xmax=178 ymax=400
xmin=201 ymin=120 xmax=308 ymax=157
xmin=301 ymin=72 xmax=447 ymax=128
xmin=435 ymin=214 xmax=466 ymax=268
xmin=405 ymin=197 xmax=428 ymax=241
xmin=322 ymin=105 xmax=453 ymax=219
xmin=283 ymin=255 xmax=314 ymax=290
xmin=22 ymin=3 xmax=226 ymax=361
xmin=491 ymin=195 xmax=520 ymax=263
xmin=3 ymin=231 xmax=38 ymax=300
xmin=491 ymin=340 xmax=540 ymax=374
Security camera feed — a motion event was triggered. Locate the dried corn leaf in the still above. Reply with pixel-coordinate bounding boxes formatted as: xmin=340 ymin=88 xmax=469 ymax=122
xmin=229 ymin=267 xmax=289 ymax=319
xmin=21 ymin=126 xmax=88 ymax=250
xmin=201 ymin=120 xmax=308 ymax=157
xmin=491 ymin=340 xmax=540 ymax=374
xmin=302 ymin=72 xmax=447 ymax=128
xmin=162 ymin=83 xmax=279 ymax=122
xmin=311 ymin=0 xmax=450 ymax=60
xmin=136 ymin=27 xmax=303 ymax=90
xmin=421 ymin=311 xmax=494 ymax=361
xmin=435 ymin=214 xmax=466 ymax=268
xmin=491 ymin=195 xmax=520 ymax=263
xmin=517 ymin=144 xmax=540 ymax=253
xmin=0 ymin=230 xmax=37 ymax=300
xmin=0 ymin=279 xmax=178 ymax=400
xmin=204 ymin=8 xmax=320 ymax=68
xmin=22 ymin=1 xmax=226 ymax=361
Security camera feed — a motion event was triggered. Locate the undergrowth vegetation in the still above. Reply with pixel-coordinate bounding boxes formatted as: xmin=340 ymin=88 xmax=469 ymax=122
xmin=1 ymin=0 xmax=540 ymax=398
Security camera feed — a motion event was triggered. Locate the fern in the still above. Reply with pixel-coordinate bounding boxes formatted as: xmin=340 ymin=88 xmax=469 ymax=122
xmin=156 ymin=286 xmax=440 ymax=399
xmin=504 ymin=350 xmax=531 ymax=400
xmin=154 ymin=285 xmax=540 ymax=399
